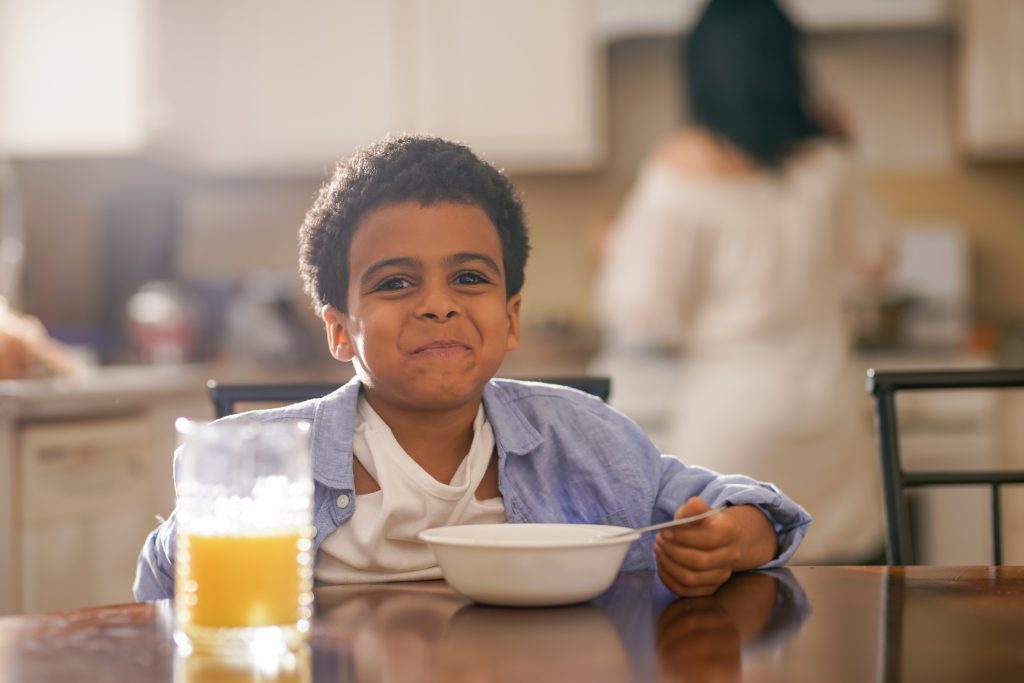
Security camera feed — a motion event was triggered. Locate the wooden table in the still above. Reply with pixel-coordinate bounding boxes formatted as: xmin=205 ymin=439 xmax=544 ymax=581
xmin=1 ymin=566 xmax=1021 ymax=682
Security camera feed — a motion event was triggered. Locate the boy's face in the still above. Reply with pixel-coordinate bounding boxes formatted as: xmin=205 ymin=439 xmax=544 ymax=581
xmin=322 ymin=201 xmax=521 ymax=413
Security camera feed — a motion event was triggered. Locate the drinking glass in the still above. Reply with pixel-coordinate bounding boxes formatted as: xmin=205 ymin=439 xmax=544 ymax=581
xmin=173 ymin=418 xmax=314 ymax=650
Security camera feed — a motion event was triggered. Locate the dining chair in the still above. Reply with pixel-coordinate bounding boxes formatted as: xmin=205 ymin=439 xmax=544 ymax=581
xmin=866 ymin=367 xmax=1024 ymax=565
xmin=208 ymin=376 xmax=611 ymax=418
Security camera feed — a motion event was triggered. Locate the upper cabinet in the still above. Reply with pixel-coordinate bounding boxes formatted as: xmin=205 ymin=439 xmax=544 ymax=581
xmin=150 ymin=0 xmax=414 ymax=174
xmin=412 ymin=0 xmax=603 ymax=171
xmin=595 ymin=0 xmax=952 ymax=40
xmin=152 ymin=0 xmax=603 ymax=174
xmin=957 ymin=0 xmax=1024 ymax=158
xmin=1 ymin=0 xmax=604 ymax=172
xmin=0 ymin=0 xmax=149 ymax=156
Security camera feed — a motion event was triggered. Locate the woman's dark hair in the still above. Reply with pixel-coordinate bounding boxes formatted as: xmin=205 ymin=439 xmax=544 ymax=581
xmin=682 ymin=0 xmax=831 ymax=167
xmin=299 ymin=135 xmax=530 ymax=313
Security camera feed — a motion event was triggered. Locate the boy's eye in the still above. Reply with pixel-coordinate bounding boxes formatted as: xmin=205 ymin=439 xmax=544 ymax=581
xmin=454 ymin=271 xmax=490 ymax=286
xmin=374 ymin=276 xmax=412 ymax=292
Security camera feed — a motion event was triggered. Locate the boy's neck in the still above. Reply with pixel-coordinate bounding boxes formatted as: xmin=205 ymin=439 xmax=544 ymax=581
xmin=364 ymin=391 xmax=481 ymax=484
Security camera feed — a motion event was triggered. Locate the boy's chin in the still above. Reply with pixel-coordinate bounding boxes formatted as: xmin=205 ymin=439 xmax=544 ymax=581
xmin=364 ymin=375 xmax=489 ymax=413
xmin=404 ymin=379 xmax=486 ymax=411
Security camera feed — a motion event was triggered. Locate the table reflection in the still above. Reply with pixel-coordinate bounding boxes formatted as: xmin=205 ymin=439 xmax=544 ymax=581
xmin=655 ymin=570 xmax=809 ymax=682
xmin=312 ymin=569 xmax=810 ymax=682
xmin=11 ymin=568 xmax=1019 ymax=682
xmin=315 ymin=582 xmax=463 ymax=681
xmin=436 ymin=603 xmax=632 ymax=682
xmin=174 ymin=642 xmax=311 ymax=683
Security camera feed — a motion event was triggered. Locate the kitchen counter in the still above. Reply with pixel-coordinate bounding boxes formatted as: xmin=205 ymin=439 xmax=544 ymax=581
xmin=0 ymin=365 xmax=216 ymax=616
xmin=0 ymin=364 xmax=210 ymax=419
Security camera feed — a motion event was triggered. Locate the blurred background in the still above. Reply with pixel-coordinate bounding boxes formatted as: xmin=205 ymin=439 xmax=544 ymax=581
xmin=4 ymin=0 xmax=1024 ymax=372
xmin=2 ymin=0 xmax=1024 ymax=613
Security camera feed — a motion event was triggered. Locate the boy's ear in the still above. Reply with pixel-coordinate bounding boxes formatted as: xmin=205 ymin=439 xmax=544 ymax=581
xmin=321 ymin=305 xmax=355 ymax=362
xmin=505 ymin=294 xmax=522 ymax=352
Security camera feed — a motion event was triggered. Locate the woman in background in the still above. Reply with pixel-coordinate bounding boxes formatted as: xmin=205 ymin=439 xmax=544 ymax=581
xmin=593 ymin=0 xmax=893 ymax=564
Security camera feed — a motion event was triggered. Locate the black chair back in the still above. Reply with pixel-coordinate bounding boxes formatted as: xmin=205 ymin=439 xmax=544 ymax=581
xmin=208 ymin=376 xmax=611 ymax=419
xmin=867 ymin=367 xmax=1024 ymax=564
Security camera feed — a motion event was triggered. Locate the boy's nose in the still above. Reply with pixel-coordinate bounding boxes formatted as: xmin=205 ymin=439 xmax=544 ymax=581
xmin=415 ymin=288 xmax=461 ymax=322
xmin=421 ymin=310 xmax=458 ymax=321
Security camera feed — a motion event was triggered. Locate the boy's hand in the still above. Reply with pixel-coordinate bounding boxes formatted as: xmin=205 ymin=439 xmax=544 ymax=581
xmin=654 ymin=497 xmax=778 ymax=598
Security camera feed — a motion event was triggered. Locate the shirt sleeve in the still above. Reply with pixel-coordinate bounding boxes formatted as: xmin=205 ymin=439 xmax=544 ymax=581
xmin=654 ymin=455 xmax=813 ymax=568
xmin=593 ymin=164 xmax=710 ymax=349
xmin=133 ymin=443 xmax=185 ymax=601
xmin=133 ymin=509 xmax=177 ymax=601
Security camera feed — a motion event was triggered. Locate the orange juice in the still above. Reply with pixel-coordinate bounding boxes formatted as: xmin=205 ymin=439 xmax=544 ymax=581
xmin=176 ymin=530 xmax=311 ymax=630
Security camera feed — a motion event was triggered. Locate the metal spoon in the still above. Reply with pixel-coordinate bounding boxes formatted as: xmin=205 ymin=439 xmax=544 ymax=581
xmin=604 ymin=506 xmax=726 ymax=539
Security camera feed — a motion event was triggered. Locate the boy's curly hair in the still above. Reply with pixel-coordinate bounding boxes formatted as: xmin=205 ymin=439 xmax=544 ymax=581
xmin=298 ymin=135 xmax=530 ymax=313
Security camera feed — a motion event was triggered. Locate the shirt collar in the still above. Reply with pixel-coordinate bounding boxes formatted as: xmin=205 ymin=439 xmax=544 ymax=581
xmin=309 ymin=375 xmax=361 ymax=490
xmin=483 ymin=379 xmax=544 ymax=456
xmin=309 ymin=376 xmax=544 ymax=490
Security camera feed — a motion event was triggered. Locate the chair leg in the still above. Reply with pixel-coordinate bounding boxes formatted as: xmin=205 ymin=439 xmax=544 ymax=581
xmin=991 ymin=484 xmax=1002 ymax=566
xmin=876 ymin=389 xmax=912 ymax=564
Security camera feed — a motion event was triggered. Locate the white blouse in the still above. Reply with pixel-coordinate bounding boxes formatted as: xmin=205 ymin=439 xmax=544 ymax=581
xmin=593 ymin=142 xmax=888 ymax=563
xmin=315 ymin=398 xmax=505 ymax=583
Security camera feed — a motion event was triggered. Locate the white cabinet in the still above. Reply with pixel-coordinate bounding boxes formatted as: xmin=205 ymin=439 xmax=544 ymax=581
xmin=957 ymin=0 xmax=1024 ymax=158
xmin=595 ymin=0 xmax=952 ymax=41
xmin=153 ymin=0 xmax=603 ymax=173
xmin=0 ymin=0 xmax=149 ymax=156
xmin=2 ymin=0 xmax=604 ymax=170
xmin=412 ymin=0 xmax=603 ymax=170
xmin=790 ymin=0 xmax=951 ymax=30
xmin=151 ymin=0 xmax=413 ymax=174
xmin=18 ymin=417 xmax=157 ymax=613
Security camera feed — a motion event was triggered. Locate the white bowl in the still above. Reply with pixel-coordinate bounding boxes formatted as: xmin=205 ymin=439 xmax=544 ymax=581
xmin=418 ymin=523 xmax=640 ymax=607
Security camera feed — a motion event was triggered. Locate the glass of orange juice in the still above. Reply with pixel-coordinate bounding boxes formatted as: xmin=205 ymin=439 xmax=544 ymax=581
xmin=173 ymin=419 xmax=314 ymax=650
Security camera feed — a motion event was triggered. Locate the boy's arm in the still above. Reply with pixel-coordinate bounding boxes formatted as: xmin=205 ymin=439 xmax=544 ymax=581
xmin=134 ymin=442 xmax=189 ymax=601
xmin=654 ymin=455 xmax=811 ymax=569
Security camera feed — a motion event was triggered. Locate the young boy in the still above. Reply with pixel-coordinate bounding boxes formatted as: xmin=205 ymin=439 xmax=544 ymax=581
xmin=135 ymin=136 xmax=810 ymax=601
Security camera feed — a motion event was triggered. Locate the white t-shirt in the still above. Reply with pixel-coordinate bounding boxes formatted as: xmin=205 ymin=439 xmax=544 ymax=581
xmin=315 ymin=398 xmax=505 ymax=583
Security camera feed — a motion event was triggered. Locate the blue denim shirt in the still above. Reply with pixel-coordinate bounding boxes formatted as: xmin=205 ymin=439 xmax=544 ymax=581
xmin=134 ymin=377 xmax=811 ymax=601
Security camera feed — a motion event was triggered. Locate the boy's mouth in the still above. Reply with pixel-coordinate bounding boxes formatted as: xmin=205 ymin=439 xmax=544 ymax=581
xmin=410 ymin=339 xmax=472 ymax=358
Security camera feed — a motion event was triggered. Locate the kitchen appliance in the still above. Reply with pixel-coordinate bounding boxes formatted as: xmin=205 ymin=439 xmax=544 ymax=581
xmin=895 ymin=225 xmax=971 ymax=349
xmin=849 ymin=225 xmax=971 ymax=351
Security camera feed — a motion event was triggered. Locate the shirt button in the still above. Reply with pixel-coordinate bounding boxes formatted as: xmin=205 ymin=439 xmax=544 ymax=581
xmin=336 ymin=494 xmax=351 ymax=509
